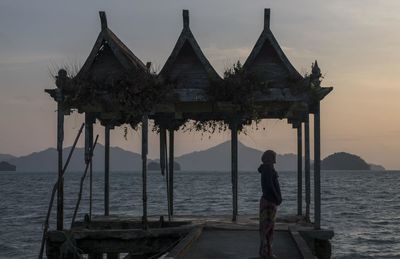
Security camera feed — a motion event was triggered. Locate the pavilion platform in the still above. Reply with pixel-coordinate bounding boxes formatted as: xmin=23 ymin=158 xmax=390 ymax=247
xmin=46 ymin=214 xmax=333 ymax=259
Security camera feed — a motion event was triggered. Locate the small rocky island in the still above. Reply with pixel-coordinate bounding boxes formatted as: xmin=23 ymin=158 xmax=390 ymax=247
xmin=321 ymin=152 xmax=375 ymax=170
xmin=0 ymin=161 xmax=16 ymax=171
xmin=148 ymin=161 xmax=181 ymax=171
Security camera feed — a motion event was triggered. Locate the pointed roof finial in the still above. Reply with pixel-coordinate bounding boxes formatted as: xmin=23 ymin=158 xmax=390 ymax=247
xmin=264 ymin=8 xmax=271 ymax=29
xmin=99 ymin=11 xmax=108 ymax=30
xmin=183 ymin=10 xmax=189 ymax=29
xmin=312 ymin=60 xmax=321 ymax=76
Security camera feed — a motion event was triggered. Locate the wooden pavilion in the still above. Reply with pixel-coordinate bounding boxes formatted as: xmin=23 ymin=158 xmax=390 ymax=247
xmin=42 ymin=9 xmax=333 ymax=259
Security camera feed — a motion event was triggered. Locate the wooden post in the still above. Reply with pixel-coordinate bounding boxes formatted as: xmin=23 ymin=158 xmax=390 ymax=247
xmin=314 ymin=103 xmax=321 ymax=229
xmin=160 ymin=126 xmax=171 ymax=220
xmin=231 ymin=121 xmax=238 ymax=221
xmin=168 ymin=128 xmax=174 ymax=217
xmin=305 ymin=115 xmax=311 ymax=220
xmin=297 ymin=123 xmax=303 ymax=216
xmin=85 ymin=114 xmax=94 ymax=220
xmin=142 ymin=116 xmax=148 ymax=228
xmin=56 ymin=91 xmax=64 ymax=231
xmin=160 ymin=126 xmax=166 ymax=176
xmin=105 ymin=125 xmax=110 ymax=216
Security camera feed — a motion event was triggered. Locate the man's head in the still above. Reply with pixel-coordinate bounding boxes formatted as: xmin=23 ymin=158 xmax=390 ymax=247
xmin=261 ymin=150 xmax=276 ymax=165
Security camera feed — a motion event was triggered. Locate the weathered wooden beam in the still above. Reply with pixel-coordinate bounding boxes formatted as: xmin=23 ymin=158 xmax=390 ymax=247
xmin=105 ymin=125 xmax=110 ymax=216
xmin=297 ymin=124 xmax=303 ymax=216
xmin=314 ymin=103 xmax=321 ymax=229
xmin=231 ymin=121 xmax=238 ymax=221
xmin=49 ymin=225 xmax=192 ymax=240
xmin=142 ymin=116 xmax=148 ymax=228
xmin=304 ymin=115 xmax=311 ymax=221
xmin=56 ymin=90 xmax=64 ymax=231
xmin=71 ymin=135 xmax=99 ymax=228
xmin=169 ymin=128 xmax=175 ymax=217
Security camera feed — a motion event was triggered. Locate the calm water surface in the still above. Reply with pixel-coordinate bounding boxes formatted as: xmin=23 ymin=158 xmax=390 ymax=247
xmin=0 ymin=170 xmax=399 ymax=259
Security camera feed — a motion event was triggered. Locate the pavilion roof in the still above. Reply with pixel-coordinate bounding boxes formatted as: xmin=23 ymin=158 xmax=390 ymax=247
xmin=45 ymin=9 xmax=333 ymax=124
xmin=76 ymin=11 xmax=147 ymax=81
xmin=243 ymin=9 xmax=303 ymax=87
xmin=159 ymin=10 xmax=221 ymax=90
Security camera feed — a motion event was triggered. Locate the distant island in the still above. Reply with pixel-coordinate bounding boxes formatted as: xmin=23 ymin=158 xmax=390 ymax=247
xmin=148 ymin=161 xmax=181 ymax=171
xmin=0 ymin=143 xmax=386 ymax=172
xmin=321 ymin=152 xmax=384 ymax=171
xmin=0 ymin=161 xmax=16 ymax=171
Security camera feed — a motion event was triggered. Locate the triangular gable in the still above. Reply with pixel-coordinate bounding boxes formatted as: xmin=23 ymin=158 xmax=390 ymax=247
xmin=77 ymin=11 xmax=146 ymax=79
xmin=160 ymin=10 xmax=221 ymax=88
xmin=244 ymin=9 xmax=302 ymax=82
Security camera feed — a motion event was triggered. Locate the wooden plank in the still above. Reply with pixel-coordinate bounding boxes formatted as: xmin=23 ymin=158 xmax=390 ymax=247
xmin=288 ymin=227 xmax=316 ymax=259
xmin=166 ymin=227 xmax=203 ymax=259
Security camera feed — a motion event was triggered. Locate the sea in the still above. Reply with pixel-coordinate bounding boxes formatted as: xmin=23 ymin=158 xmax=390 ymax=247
xmin=0 ymin=170 xmax=399 ymax=259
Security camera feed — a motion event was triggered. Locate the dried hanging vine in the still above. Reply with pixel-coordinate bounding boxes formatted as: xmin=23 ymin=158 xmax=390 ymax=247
xmin=55 ymin=68 xmax=173 ymax=128
xmin=181 ymin=61 xmax=270 ymax=133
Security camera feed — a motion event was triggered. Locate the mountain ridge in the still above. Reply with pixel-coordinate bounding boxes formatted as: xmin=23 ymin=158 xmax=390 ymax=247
xmin=0 ymin=142 xmax=385 ymax=172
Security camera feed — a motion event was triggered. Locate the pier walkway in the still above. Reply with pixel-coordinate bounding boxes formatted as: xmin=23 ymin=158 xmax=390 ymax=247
xmin=182 ymin=229 xmax=301 ymax=259
xmin=46 ymin=215 xmax=330 ymax=258
xmin=164 ymin=215 xmax=318 ymax=259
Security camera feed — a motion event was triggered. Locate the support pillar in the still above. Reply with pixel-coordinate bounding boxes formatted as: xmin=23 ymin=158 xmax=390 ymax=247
xmin=160 ymin=126 xmax=171 ymax=219
xmin=297 ymin=124 xmax=303 ymax=216
xmin=168 ymin=128 xmax=174 ymax=217
xmin=305 ymin=115 xmax=311 ymax=220
xmin=231 ymin=121 xmax=238 ymax=221
xmin=104 ymin=125 xmax=110 ymax=216
xmin=142 ymin=116 xmax=148 ymax=228
xmin=314 ymin=103 xmax=321 ymax=229
xmin=56 ymin=93 xmax=64 ymax=231
xmin=160 ymin=126 xmax=166 ymax=176
xmin=85 ymin=114 xmax=94 ymax=219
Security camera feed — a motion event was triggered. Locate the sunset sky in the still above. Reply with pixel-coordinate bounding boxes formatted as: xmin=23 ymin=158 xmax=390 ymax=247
xmin=0 ymin=0 xmax=399 ymax=169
